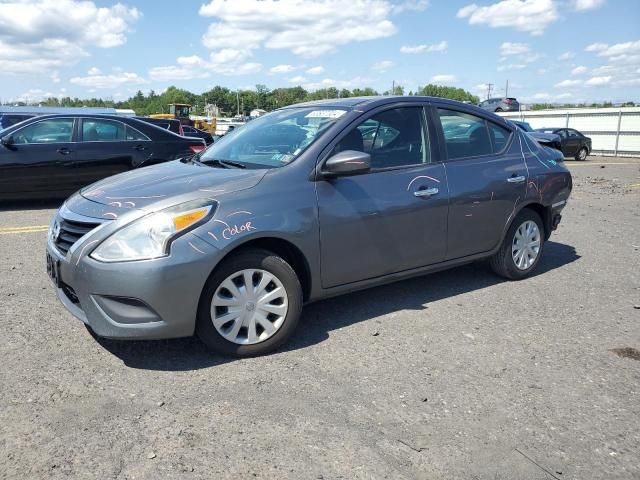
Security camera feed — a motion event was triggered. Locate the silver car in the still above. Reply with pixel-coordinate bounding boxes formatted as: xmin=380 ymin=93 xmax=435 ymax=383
xmin=46 ymin=97 xmax=571 ymax=357
xmin=478 ymin=97 xmax=520 ymax=113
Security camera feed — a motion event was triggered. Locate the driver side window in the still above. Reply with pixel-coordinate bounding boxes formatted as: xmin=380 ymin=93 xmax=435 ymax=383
xmin=12 ymin=118 xmax=74 ymax=144
xmin=333 ymin=107 xmax=430 ymax=169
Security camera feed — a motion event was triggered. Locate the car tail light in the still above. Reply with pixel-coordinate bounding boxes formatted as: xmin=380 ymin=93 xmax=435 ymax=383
xmin=189 ymin=145 xmax=205 ymax=153
xmin=505 ymin=99 xmax=513 ymax=105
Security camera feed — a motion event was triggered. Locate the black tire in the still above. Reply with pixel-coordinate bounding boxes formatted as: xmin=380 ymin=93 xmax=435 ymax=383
xmin=575 ymin=147 xmax=588 ymax=161
xmin=489 ymin=209 xmax=545 ymax=280
xmin=495 ymin=108 xmax=503 ymax=112
xmin=196 ymin=249 xmax=303 ymax=357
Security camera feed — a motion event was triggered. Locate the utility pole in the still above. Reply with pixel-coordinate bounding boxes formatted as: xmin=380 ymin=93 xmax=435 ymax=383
xmin=236 ymin=90 xmax=240 ymax=116
xmin=486 ymin=83 xmax=494 ymax=100
xmin=392 ymin=80 xmax=395 ymax=95
xmin=505 ymin=80 xmax=509 ymax=98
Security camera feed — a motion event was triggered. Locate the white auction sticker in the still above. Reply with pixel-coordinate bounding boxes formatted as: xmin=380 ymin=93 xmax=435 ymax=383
xmin=305 ymin=110 xmax=347 ymax=119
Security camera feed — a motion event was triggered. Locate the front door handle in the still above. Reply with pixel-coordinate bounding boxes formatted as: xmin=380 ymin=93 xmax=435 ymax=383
xmin=133 ymin=145 xmax=146 ymax=151
xmin=57 ymin=148 xmax=72 ymax=155
xmin=507 ymin=175 xmax=526 ymax=183
xmin=414 ymin=187 xmax=439 ymax=198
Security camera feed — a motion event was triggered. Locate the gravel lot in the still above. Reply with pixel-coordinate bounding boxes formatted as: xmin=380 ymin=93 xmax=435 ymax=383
xmin=1 ymin=157 xmax=639 ymax=480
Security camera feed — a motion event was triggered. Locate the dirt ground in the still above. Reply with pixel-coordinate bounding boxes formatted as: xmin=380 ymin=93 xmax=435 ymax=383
xmin=1 ymin=157 xmax=639 ymax=479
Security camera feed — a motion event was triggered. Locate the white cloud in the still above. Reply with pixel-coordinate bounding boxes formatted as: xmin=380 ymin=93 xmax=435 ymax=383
xmin=289 ymin=75 xmax=307 ymax=83
xmin=302 ymin=76 xmax=369 ymax=91
xmin=431 ymin=74 xmax=457 ymax=84
xmin=500 ymin=42 xmax=530 ymax=56
xmin=372 ymin=60 xmax=394 ymax=72
xmin=585 ymin=75 xmax=611 ymax=86
xmin=457 ymin=0 xmax=558 ymax=36
xmin=555 ymin=79 xmax=582 ymax=88
xmin=571 ymin=65 xmax=588 ymax=75
xmin=400 ymin=40 xmax=447 ymax=54
xmin=497 ymin=63 xmax=526 ymax=71
xmin=50 ymin=71 xmax=60 ymax=83
xmin=585 ymin=42 xmax=608 ymax=52
xmin=149 ymin=50 xmax=262 ymax=80
xmin=572 ymin=0 xmax=605 ymax=11
xmin=270 ymin=64 xmax=296 ymax=74
xmin=532 ymin=92 xmax=551 ymax=100
xmin=87 ymin=67 xmax=102 ymax=76
xmin=0 ymin=0 xmax=140 ymax=74
xmin=306 ymin=66 xmax=325 ymax=75
xmin=199 ymin=0 xmax=397 ymax=58
xmin=558 ymin=51 xmax=575 ymax=60
xmin=70 ymin=71 xmax=147 ymax=89
xmin=391 ymin=0 xmax=430 ymax=13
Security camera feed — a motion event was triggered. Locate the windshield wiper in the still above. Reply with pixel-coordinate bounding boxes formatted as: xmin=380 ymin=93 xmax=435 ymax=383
xmin=200 ymin=158 xmax=246 ymax=169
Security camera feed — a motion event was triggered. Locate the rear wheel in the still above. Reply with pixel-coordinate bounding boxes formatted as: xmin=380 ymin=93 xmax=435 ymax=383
xmin=196 ymin=249 xmax=303 ymax=357
xmin=489 ymin=209 xmax=545 ymax=280
xmin=575 ymin=147 xmax=588 ymax=161
xmin=495 ymin=107 xmax=503 ymax=112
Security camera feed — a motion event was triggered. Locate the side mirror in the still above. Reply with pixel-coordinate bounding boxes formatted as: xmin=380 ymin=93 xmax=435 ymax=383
xmin=1 ymin=135 xmax=14 ymax=146
xmin=322 ymin=150 xmax=371 ymax=177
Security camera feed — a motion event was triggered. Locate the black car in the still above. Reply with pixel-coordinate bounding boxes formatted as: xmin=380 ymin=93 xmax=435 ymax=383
xmin=536 ymin=128 xmax=592 ymax=161
xmin=182 ymin=125 xmax=215 ymax=145
xmin=510 ymin=120 xmax=562 ymax=152
xmin=134 ymin=116 xmax=183 ymax=135
xmin=0 ymin=113 xmax=35 ymax=130
xmin=0 ymin=114 xmax=206 ymax=200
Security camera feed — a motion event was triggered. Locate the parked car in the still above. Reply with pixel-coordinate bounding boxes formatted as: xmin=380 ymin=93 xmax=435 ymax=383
xmin=134 ymin=116 xmax=183 ymax=136
xmin=0 ymin=113 xmax=35 ymax=131
xmin=0 ymin=114 xmax=205 ymax=200
xmin=535 ymin=128 xmax=592 ymax=161
xmin=509 ymin=120 xmax=562 ymax=152
xmin=479 ymin=97 xmax=520 ymax=112
xmin=182 ymin=125 xmax=215 ymax=145
xmin=45 ymin=97 xmax=571 ymax=357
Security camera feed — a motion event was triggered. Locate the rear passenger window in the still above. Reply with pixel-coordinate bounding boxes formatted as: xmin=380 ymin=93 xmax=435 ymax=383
xmin=334 ymin=107 xmax=429 ymax=169
xmin=437 ymin=109 xmax=492 ymax=159
xmin=487 ymin=122 xmax=511 ymax=152
xmin=82 ymin=119 xmax=125 ymax=142
xmin=437 ymin=109 xmax=511 ymax=159
xmin=126 ymin=125 xmax=149 ymax=141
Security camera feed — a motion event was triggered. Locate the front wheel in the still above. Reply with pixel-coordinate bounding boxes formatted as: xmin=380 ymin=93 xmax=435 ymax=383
xmin=196 ymin=249 xmax=303 ymax=357
xmin=495 ymin=108 xmax=503 ymax=112
xmin=575 ymin=147 xmax=588 ymax=161
xmin=489 ymin=209 xmax=545 ymax=280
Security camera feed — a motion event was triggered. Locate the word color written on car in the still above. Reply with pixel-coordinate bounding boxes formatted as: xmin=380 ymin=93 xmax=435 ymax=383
xmin=45 ymin=96 xmax=571 ymax=357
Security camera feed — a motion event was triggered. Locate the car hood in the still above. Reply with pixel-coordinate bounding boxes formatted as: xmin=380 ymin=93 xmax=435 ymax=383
xmin=74 ymin=159 xmax=267 ymax=214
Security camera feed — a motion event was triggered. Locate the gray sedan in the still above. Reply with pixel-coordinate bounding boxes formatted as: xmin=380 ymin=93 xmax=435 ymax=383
xmin=46 ymin=96 xmax=572 ymax=357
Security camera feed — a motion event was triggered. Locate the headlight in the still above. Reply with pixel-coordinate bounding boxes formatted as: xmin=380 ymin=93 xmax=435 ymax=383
xmin=91 ymin=201 xmax=214 ymax=262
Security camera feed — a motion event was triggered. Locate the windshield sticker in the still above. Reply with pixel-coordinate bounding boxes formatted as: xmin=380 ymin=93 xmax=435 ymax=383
xmin=305 ymin=110 xmax=347 ymax=119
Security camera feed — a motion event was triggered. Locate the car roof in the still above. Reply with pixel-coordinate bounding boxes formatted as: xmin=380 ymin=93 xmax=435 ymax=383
xmin=281 ymin=95 xmax=487 ymax=111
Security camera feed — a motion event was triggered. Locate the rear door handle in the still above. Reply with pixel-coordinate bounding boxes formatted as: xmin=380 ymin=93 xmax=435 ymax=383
xmin=57 ymin=148 xmax=72 ymax=155
xmin=507 ymin=175 xmax=526 ymax=183
xmin=414 ymin=187 xmax=439 ymax=198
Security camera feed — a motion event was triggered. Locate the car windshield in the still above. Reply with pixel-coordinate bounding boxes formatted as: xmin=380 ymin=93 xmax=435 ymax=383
xmin=199 ymin=107 xmax=348 ymax=168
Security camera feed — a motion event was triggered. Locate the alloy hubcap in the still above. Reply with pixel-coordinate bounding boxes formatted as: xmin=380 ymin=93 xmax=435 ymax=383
xmin=512 ymin=220 xmax=541 ymax=270
xmin=211 ymin=269 xmax=288 ymax=345
xmin=579 ymin=148 xmax=587 ymax=160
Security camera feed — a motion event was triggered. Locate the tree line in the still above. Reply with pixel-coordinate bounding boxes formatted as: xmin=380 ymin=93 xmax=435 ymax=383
xmin=8 ymin=84 xmax=631 ymax=115
xmin=7 ymin=84 xmax=480 ymax=116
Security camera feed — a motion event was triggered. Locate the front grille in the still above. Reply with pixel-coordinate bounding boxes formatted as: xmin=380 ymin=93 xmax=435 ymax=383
xmin=55 ymin=218 xmax=101 ymax=255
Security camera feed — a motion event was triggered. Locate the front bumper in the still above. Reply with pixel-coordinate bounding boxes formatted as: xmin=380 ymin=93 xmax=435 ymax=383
xmin=47 ymin=218 xmax=222 ymax=340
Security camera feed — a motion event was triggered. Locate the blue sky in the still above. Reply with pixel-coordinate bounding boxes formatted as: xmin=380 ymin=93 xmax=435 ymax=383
xmin=1 ymin=0 xmax=639 ymax=104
